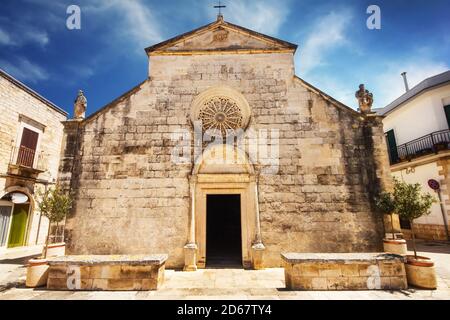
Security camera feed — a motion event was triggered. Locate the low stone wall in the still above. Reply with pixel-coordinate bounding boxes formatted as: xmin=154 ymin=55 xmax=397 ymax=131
xmin=403 ymin=224 xmax=450 ymax=241
xmin=282 ymin=253 xmax=407 ymax=291
xmin=47 ymin=255 xmax=167 ymax=291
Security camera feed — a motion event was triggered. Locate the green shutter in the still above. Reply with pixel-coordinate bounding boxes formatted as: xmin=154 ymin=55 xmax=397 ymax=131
xmin=7 ymin=204 xmax=29 ymax=248
xmin=444 ymin=105 xmax=450 ymax=129
xmin=386 ymin=130 xmax=399 ymax=164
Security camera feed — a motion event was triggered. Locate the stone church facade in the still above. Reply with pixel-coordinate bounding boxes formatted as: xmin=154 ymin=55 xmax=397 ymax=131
xmin=60 ymin=16 xmax=392 ymax=270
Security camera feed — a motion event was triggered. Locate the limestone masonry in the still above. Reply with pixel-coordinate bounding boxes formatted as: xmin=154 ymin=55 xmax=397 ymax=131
xmin=60 ymin=17 xmax=392 ymax=269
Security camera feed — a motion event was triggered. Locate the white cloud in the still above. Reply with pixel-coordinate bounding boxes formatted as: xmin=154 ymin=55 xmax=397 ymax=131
xmin=111 ymin=0 xmax=164 ymax=48
xmin=85 ymin=0 xmax=164 ymax=50
xmin=0 ymin=28 xmax=14 ymax=45
xmin=374 ymin=59 xmax=449 ymax=107
xmin=23 ymin=29 xmax=49 ymax=47
xmin=223 ymin=0 xmax=290 ymax=35
xmin=299 ymin=9 xmax=353 ymax=75
xmin=0 ymin=58 xmax=49 ymax=83
xmin=0 ymin=26 xmax=49 ymax=47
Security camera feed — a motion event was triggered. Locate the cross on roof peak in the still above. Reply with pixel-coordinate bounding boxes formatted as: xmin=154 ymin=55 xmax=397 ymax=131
xmin=214 ymin=1 xmax=226 ymax=20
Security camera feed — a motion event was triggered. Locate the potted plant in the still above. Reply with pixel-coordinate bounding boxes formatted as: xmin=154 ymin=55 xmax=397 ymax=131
xmin=393 ymin=178 xmax=437 ymax=289
xmin=26 ymin=186 xmax=72 ymax=288
xmin=375 ymin=191 xmax=407 ymax=255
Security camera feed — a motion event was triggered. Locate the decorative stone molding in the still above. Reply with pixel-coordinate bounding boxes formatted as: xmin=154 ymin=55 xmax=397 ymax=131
xmin=191 ymin=86 xmax=251 ymax=137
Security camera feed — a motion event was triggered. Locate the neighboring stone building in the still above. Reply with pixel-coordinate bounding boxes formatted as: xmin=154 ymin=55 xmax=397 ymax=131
xmin=379 ymin=70 xmax=450 ymax=241
xmin=61 ymin=16 xmax=392 ymax=269
xmin=0 ymin=69 xmax=67 ymax=251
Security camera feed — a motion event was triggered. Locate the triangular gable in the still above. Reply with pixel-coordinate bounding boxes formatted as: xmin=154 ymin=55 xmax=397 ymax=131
xmin=145 ymin=17 xmax=297 ymax=55
xmin=294 ymin=76 xmax=361 ymax=117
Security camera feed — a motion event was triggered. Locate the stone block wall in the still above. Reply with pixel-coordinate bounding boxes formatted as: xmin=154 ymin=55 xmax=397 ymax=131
xmin=0 ymin=73 xmax=67 ymax=246
xmin=282 ymin=253 xmax=407 ymax=291
xmin=62 ymin=52 xmax=388 ymax=268
xmin=404 ymin=223 xmax=450 ymax=241
xmin=47 ymin=255 xmax=167 ymax=291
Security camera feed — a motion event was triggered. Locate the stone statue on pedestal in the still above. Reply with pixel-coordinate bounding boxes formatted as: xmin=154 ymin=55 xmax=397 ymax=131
xmin=74 ymin=90 xmax=87 ymax=120
xmin=355 ymin=84 xmax=374 ymax=114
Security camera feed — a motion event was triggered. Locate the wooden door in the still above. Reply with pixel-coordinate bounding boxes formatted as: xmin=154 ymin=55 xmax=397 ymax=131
xmin=7 ymin=204 xmax=30 ymax=248
xmin=17 ymin=128 xmax=39 ymax=167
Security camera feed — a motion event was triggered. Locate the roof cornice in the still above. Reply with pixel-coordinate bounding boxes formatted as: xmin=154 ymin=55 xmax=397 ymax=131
xmin=0 ymin=68 xmax=68 ymax=117
xmin=294 ymin=76 xmax=361 ymax=118
xmin=145 ymin=18 xmax=298 ymax=56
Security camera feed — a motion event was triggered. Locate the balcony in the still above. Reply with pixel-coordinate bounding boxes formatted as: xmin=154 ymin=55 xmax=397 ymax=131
xmin=7 ymin=146 xmax=46 ymax=178
xmin=390 ymin=129 xmax=450 ymax=165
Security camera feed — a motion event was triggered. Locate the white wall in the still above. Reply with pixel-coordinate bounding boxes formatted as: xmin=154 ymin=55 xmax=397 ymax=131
xmin=383 ymin=84 xmax=450 ymax=146
xmin=392 ymin=162 xmax=447 ymax=226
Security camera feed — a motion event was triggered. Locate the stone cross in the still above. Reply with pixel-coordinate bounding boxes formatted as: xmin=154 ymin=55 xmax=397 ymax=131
xmin=74 ymin=89 xmax=87 ymax=120
xmin=355 ymin=84 xmax=374 ymax=114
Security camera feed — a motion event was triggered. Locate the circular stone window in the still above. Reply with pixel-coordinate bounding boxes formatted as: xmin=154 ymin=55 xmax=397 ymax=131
xmin=191 ymin=87 xmax=251 ymax=137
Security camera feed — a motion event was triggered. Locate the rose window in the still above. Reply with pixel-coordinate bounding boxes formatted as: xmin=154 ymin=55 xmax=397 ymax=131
xmin=198 ymin=97 xmax=244 ymax=137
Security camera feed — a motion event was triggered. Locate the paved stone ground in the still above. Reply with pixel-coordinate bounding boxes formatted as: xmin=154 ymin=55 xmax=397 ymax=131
xmin=0 ymin=241 xmax=449 ymax=300
xmin=0 ymin=245 xmax=42 ymax=292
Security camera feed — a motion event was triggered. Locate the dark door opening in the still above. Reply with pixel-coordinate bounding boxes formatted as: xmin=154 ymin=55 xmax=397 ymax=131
xmin=206 ymin=195 xmax=242 ymax=267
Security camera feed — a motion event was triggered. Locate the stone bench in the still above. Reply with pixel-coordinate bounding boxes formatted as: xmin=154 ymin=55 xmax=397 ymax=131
xmin=47 ymin=254 xmax=168 ymax=291
xmin=281 ymin=253 xmax=407 ymax=291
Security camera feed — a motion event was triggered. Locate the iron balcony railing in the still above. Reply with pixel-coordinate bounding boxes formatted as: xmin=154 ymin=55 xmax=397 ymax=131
xmin=9 ymin=146 xmax=46 ymax=171
xmin=393 ymin=129 xmax=450 ymax=164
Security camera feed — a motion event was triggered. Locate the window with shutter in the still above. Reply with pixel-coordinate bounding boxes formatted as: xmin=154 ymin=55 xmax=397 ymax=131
xmin=444 ymin=105 xmax=450 ymax=129
xmin=17 ymin=128 xmax=39 ymax=167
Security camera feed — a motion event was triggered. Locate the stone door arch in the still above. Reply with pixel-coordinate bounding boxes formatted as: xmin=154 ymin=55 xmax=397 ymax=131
xmin=184 ymin=144 xmax=265 ymax=270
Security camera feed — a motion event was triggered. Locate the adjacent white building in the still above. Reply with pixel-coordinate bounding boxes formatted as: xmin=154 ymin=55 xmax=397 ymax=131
xmin=379 ymin=70 xmax=450 ymax=241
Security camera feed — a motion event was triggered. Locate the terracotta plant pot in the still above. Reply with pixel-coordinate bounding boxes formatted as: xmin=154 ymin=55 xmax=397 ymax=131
xmin=383 ymin=239 xmax=407 ymax=255
xmin=405 ymin=255 xmax=437 ymax=290
xmin=26 ymin=258 xmax=49 ymax=288
xmin=45 ymin=242 xmax=66 ymax=258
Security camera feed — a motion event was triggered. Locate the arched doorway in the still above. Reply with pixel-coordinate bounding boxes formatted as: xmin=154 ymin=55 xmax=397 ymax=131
xmin=186 ymin=144 xmax=263 ymax=269
xmin=0 ymin=190 xmax=32 ymax=248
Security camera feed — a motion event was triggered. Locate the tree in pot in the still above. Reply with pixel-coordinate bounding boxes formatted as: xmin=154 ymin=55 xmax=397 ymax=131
xmin=39 ymin=186 xmax=73 ymax=259
xmin=375 ymin=191 xmax=407 ymax=254
xmin=375 ymin=191 xmax=396 ymax=238
xmin=392 ymin=178 xmax=437 ymax=289
xmin=26 ymin=186 xmax=72 ymax=288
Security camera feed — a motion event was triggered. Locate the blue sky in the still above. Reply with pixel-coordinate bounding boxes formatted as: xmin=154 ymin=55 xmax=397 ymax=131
xmin=0 ymin=0 xmax=449 ymax=117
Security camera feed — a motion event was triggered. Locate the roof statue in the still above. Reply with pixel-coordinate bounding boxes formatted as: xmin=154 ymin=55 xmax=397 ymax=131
xmin=74 ymin=89 xmax=87 ymax=120
xmin=355 ymin=84 xmax=374 ymax=114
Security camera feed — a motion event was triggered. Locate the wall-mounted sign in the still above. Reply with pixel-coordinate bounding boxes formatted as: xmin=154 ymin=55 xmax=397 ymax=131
xmin=428 ymin=179 xmax=440 ymax=191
